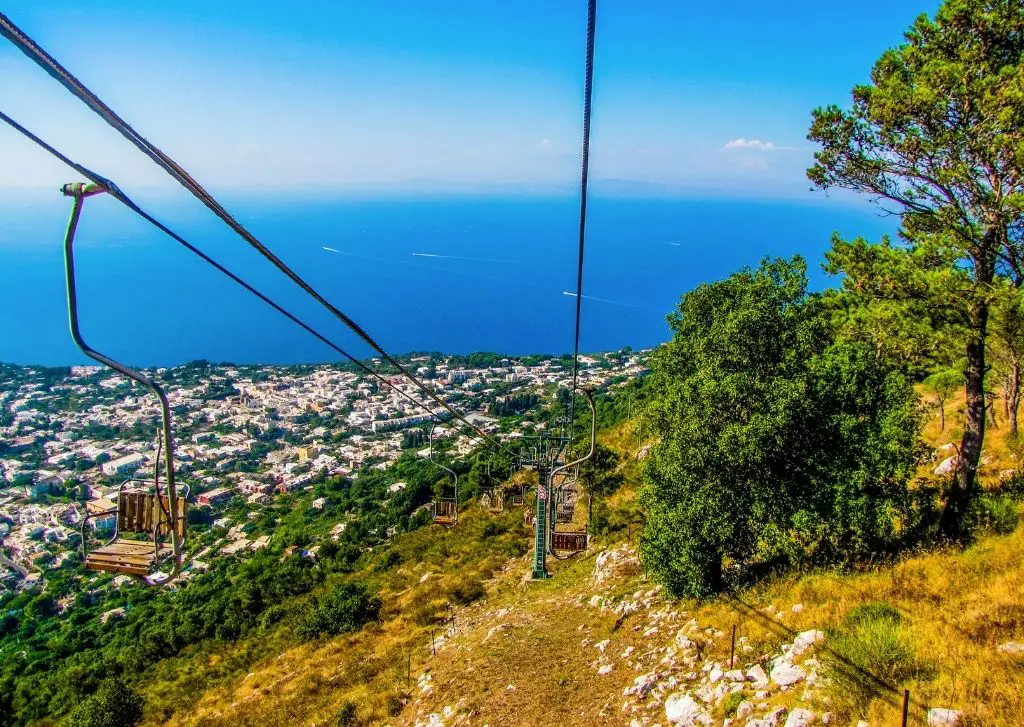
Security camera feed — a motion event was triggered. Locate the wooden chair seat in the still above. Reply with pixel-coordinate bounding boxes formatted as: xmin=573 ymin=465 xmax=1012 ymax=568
xmin=433 ymin=498 xmax=457 ymax=525
xmin=86 ymin=540 xmax=172 ymax=576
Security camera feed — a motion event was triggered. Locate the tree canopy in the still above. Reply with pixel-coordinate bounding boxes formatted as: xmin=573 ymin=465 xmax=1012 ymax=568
xmin=808 ymin=0 xmax=1024 ymax=539
xmin=640 ymin=258 xmax=924 ymax=598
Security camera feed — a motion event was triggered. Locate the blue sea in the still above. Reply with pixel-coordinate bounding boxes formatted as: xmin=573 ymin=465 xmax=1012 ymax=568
xmin=0 ymin=192 xmax=895 ymax=367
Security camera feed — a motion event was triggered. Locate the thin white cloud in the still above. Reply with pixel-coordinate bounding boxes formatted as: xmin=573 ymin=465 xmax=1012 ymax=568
xmin=722 ymin=138 xmax=777 ymax=151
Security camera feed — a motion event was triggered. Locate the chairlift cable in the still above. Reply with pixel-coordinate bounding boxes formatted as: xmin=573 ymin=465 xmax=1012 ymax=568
xmin=0 ymin=11 xmax=511 ymax=458
xmin=567 ymin=0 xmax=597 ymax=434
xmin=0 ymin=110 xmax=505 ymax=456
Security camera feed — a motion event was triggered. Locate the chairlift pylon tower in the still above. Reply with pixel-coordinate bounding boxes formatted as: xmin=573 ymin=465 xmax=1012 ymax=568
xmin=520 ymin=387 xmax=597 ymax=579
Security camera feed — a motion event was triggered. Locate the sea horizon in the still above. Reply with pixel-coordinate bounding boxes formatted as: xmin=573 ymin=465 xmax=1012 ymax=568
xmin=0 ymin=192 xmax=895 ymax=369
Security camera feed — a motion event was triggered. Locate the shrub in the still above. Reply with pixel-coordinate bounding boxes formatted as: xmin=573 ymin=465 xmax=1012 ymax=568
xmin=721 ymin=690 xmax=744 ymax=716
xmin=298 ymin=582 xmax=381 ymax=640
xmin=374 ymin=549 xmax=403 ymax=573
xmin=64 ymin=679 xmax=144 ymax=727
xmin=259 ymin=604 xmax=287 ymax=631
xmin=846 ymin=602 xmax=903 ymax=627
xmin=336 ymin=701 xmax=361 ymax=727
xmin=825 ymin=601 xmax=930 ymax=713
xmin=481 ymin=520 xmax=507 ymax=538
xmin=385 ymin=693 xmax=406 ymax=717
xmin=975 ymin=495 xmax=1020 ymax=535
xmin=445 ymin=578 xmax=486 ymax=606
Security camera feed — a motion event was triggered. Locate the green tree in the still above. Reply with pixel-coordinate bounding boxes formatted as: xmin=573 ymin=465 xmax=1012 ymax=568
xmin=641 ymin=258 xmax=922 ymax=598
xmin=298 ymin=582 xmax=381 ymax=640
xmin=577 ymin=443 xmax=623 ymax=498
xmin=923 ymin=368 xmax=966 ymax=432
xmin=808 ymin=0 xmax=1024 ymax=539
xmin=64 ymin=679 xmax=143 ymax=727
xmin=990 ymin=285 xmax=1024 ymax=433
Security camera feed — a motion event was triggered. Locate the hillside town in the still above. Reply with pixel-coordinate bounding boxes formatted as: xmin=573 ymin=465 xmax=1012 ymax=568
xmin=0 ymin=351 xmax=647 ymax=598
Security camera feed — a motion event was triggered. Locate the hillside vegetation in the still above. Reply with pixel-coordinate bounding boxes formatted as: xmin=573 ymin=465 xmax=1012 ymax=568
xmin=133 ymin=403 xmax=1024 ymax=727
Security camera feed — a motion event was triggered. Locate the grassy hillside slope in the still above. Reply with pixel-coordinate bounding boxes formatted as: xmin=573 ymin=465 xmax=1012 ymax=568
xmin=148 ymin=398 xmax=1024 ymax=727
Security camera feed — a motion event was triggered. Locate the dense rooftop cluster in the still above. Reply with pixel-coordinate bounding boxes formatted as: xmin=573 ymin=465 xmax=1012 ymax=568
xmin=0 ymin=351 xmax=648 ymax=601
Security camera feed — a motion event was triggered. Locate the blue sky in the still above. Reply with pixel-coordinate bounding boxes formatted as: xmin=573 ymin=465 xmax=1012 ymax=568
xmin=1 ymin=1 xmax=938 ymax=196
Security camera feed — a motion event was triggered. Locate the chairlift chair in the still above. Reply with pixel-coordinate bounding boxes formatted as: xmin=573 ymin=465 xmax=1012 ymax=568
xmin=427 ymin=421 xmax=458 ymax=527
xmin=81 ymin=476 xmax=189 ymax=578
xmin=547 ymin=388 xmax=597 ymax=559
xmin=482 ymin=462 xmax=504 ymax=514
xmin=486 ymin=487 xmax=505 ymax=514
xmin=63 ymin=182 xmax=189 ymax=585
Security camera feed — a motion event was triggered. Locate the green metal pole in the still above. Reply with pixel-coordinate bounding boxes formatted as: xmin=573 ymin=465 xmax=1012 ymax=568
xmin=532 ymin=457 xmax=549 ymax=579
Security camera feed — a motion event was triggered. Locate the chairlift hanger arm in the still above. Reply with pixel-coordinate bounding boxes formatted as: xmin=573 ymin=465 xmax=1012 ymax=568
xmin=550 ymin=388 xmax=597 ymax=486
xmin=61 ymin=185 xmax=185 ymax=584
xmin=62 ymin=184 xmax=179 ymax=518
xmin=427 ymin=421 xmax=458 ymax=485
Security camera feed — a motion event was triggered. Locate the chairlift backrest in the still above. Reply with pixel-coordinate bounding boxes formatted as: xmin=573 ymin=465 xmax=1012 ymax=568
xmin=118 ymin=488 xmax=187 ymax=539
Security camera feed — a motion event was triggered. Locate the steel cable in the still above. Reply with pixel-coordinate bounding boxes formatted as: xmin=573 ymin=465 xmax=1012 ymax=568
xmin=0 ymin=11 xmax=512 ymax=457
xmin=568 ymin=0 xmax=597 ymax=434
xmin=0 ymin=110 xmax=502 ymax=455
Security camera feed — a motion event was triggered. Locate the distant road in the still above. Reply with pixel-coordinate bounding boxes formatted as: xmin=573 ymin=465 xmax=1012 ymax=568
xmin=0 ymin=548 xmax=29 ymax=577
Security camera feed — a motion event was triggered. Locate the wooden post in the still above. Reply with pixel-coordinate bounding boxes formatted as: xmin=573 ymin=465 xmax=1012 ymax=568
xmin=901 ymin=689 xmax=910 ymax=727
xmin=431 ymin=631 xmax=436 ymax=656
xmin=730 ymin=624 xmax=736 ymax=667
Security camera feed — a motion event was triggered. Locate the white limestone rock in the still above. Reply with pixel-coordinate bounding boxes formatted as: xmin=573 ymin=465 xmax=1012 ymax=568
xmin=770 ymin=658 xmax=806 ymax=687
xmin=746 ymin=664 xmax=770 ymax=688
xmin=694 ymin=685 xmax=715 ymax=704
xmin=624 ymin=672 xmax=659 ymax=699
xmin=927 ymin=708 xmax=963 ymax=727
xmin=784 ymin=709 xmax=816 ymax=727
xmin=483 ymin=624 xmax=508 ymax=643
xmin=736 ymin=700 xmax=753 ymax=719
xmin=664 ymin=692 xmax=707 ymax=725
xmin=997 ymin=641 xmax=1024 ymax=656
xmin=598 ymin=664 xmax=614 ymax=675
xmin=934 ymin=455 xmax=958 ymax=475
xmin=791 ymin=630 xmax=825 ymax=657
